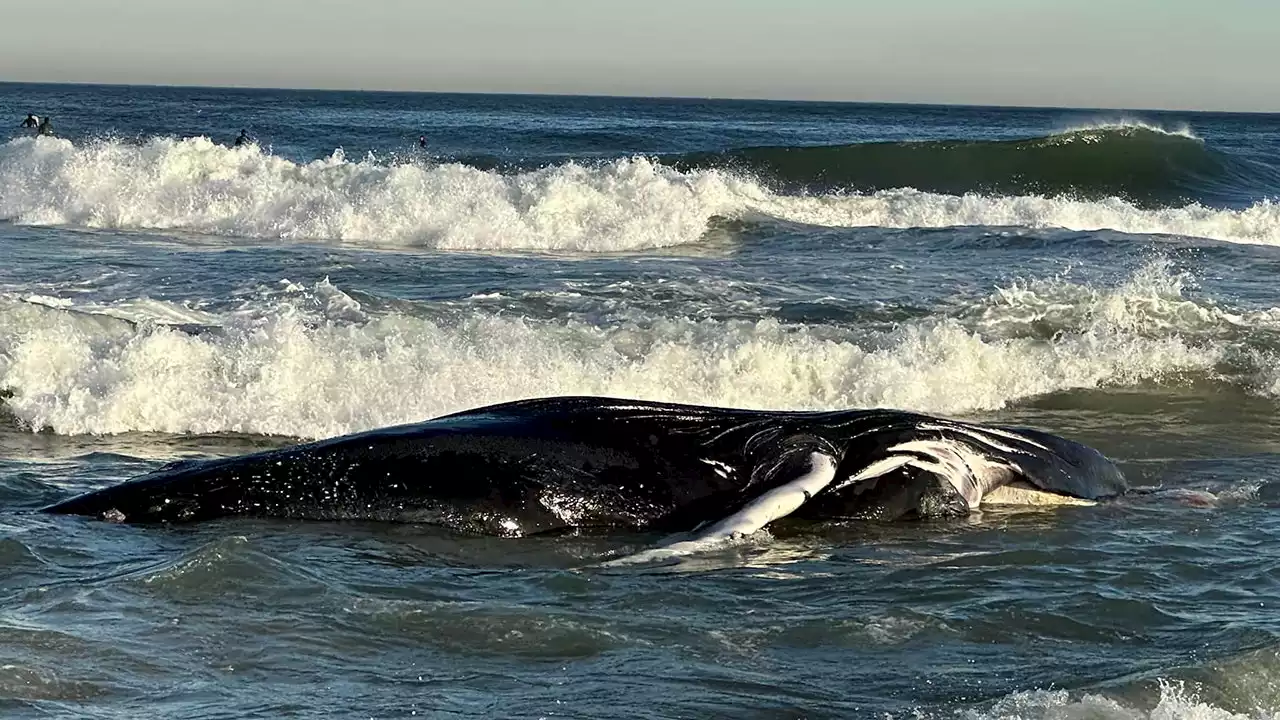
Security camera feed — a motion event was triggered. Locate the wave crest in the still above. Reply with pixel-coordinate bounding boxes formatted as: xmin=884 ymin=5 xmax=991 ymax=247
xmin=1056 ymin=119 xmax=1199 ymax=140
xmin=0 ymin=136 xmax=751 ymax=251
xmin=0 ymin=263 xmax=1273 ymax=439
xmin=2 ymin=136 xmax=1280 ymax=251
xmin=672 ymin=126 xmax=1278 ymax=205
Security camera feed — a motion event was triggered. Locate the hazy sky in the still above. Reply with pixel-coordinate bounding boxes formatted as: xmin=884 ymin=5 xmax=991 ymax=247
xmin=1 ymin=0 xmax=1277 ymax=111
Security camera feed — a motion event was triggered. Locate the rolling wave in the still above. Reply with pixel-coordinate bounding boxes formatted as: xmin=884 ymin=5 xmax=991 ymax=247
xmin=0 ymin=262 xmax=1275 ymax=439
xmin=1 ymin=135 xmax=1279 ymax=250
xmin=970 ymin=643 xmax=1280 ymax=720
xmin=671 ymin=125 xmax=1280 ymax=207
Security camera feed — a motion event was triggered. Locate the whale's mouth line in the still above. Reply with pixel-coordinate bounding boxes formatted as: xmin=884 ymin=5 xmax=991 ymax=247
xmin=981 ymin=482 xmax=1098 ymax=507
xmin=824 ymin=424 xmax=1106 ymax=515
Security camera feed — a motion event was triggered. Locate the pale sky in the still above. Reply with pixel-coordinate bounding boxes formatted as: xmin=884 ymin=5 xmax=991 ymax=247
xmin=1 ymin=0 xmax=1277 ymax=111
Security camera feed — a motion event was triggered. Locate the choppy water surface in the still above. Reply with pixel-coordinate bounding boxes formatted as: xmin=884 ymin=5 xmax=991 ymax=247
xmin=1 ymin=83 xmax=1279 ymax=718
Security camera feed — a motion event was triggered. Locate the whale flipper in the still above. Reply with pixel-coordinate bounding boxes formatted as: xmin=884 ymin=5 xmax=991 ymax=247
xmin=692 ymin=451 xmax=838 ymax=540
xmin=605 ymin=451 xmax=837 ymax=565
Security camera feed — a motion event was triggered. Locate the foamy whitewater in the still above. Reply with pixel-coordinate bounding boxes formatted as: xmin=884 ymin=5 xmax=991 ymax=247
xmin=1 ymin=84 xmax=1279 ymax=719
xmin=1 ymin=261 xmax=1272 ymax=439
xmin=3 ymin=136 xmax=1280 ymax=249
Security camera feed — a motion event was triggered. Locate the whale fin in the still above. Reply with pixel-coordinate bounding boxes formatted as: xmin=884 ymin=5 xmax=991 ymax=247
xmin=604 ymin=451 xmax=837 ymax=565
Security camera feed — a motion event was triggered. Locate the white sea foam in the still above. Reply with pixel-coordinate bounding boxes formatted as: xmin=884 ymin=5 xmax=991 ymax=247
xmin=1054 ymin=118 xmax=1201 ymax=141
xmin=1 ymin=263 xmax=1271 ymax=439
xmin=970 ymin=258 xmax=1280 ymax=338
xmin=2 ymin=136 xmax=1278 ymax=250
xmin=961 ymin=681 xmax=1263 ymax=720
xmin=760 ymin=190 xmax=1280 ymax=246
xmin=0 ymin=136 xmax=749 ymax=251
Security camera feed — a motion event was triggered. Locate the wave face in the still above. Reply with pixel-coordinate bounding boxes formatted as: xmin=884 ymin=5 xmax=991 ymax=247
xmin=2 ymin=135 xmax=1280 ymax=250
xmin=0 ymin=136 xmax=754 ymax=252
xmin=1 ymin=262 xmax=1275 ymax=439
xmin=672 ymin=125 xmax=1280 ymax=207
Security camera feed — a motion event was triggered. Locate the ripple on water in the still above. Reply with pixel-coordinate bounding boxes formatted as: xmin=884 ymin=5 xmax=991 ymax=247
xmin=0 ymin=625 xmax=137 ymax=707
xmin=341 ymin=596 xmax=635 ymax=660
xmin=132 ymin=535 xmax=333 ymax=603
xmin=0 ymin=663 xmax=109 ymax=703
xmin=0 ymin=537 xmax=48 ymax=578
xmin=765 ymin=612 xmax=956 ymax=649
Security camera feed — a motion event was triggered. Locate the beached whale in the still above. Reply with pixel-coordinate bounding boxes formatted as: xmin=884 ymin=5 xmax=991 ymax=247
xmin=42 ymin=397 xmax=1125 ymax=542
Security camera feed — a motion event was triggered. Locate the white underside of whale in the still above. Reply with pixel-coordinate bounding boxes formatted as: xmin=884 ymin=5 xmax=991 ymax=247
xmin=607 ymin=437 xmax=1096 ymax=565
xmin=981 ymin=481 xmax=1097 ymax=507
xmin=838 ymin=437 xmax=1095 ymax=508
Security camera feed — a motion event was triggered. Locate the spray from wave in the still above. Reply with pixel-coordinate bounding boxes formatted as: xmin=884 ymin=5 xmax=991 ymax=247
xmin=1055 ymin=119 xmax=1199 ymax=140
xmin=2 ymin=135 xmax=1280 ymax=249
xmin=0 ymin=261 xmax=1274 ymax=439
xmin=961 ymin=681 xmax=1264 ymax=720
xmin=961 ymin=644 xmax=1280 ymax=720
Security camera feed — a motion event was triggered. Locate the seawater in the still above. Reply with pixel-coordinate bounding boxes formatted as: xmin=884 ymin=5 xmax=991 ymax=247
xmin=0 ymin=83 xmax=1279 ymax=718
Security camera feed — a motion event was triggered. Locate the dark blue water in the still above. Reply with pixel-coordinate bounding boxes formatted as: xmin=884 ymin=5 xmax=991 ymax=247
xmin=1 ymin=83 xmax=1280 ymax=719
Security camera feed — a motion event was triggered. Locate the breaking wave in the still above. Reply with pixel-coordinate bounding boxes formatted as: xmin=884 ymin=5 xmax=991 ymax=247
xmin=672 ymin=125 xmax=1280 ymax=206
xmin=0 ymin=262 xmax=1275 ymax=439
xmin=961 ymin=644 xmax=1280 ymax=720
xmin=2 ymin=136 xmax=1280 ymax=250
xmin=962 ymin=682 xmax=1269 ymax=720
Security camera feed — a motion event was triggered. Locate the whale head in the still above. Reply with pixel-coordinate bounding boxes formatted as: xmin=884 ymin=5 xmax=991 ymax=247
xmin=801 ymin=417 xmax=1126 ymax=522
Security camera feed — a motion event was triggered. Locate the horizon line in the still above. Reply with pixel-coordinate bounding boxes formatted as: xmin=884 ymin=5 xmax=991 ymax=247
xmin=3 ymin=79 xmax=1277 ymax=117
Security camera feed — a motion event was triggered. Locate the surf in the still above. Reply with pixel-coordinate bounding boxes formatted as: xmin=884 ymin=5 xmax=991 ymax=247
xmin=3 ymin=135 xmax=1280 ymax=250
xmin=0 ymin=261 xmax=1274 ymax=440
xmin=669 ymin=124 xmax=1280 ymax=207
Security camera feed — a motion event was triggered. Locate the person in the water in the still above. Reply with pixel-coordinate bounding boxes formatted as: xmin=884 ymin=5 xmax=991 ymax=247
xmin=234 ymin=129 xmax=251 ymax=147
xmin=20 ymin=114 xmax=39 ymax=129
xmin=36 ymin=116 xmax=52 ymax=136
xmin=418 ymin=135 xmax=427 ymax=149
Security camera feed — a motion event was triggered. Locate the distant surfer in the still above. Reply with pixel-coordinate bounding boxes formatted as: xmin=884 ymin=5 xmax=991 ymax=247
xmin=20 ymin=114 xmax=39 ymax=130
xmin=418 ymin=135 xmax=427 ymax=149
xmin=234 ymin=129 xmax=252 ymax=147
xmin=36 ymin=116 xmax=53 ymax=136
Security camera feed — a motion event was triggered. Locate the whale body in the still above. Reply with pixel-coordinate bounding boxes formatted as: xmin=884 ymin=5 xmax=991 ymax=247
xmin=42 ymin=397 xmax=1126 ymax=538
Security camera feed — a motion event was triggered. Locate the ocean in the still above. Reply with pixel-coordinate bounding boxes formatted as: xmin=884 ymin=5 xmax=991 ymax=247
xmin=1 ymin=82 xmax=1279 ymax=719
